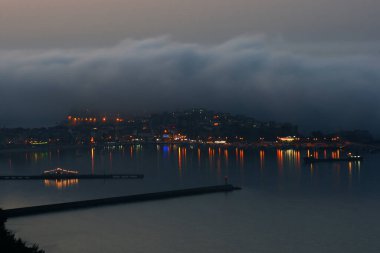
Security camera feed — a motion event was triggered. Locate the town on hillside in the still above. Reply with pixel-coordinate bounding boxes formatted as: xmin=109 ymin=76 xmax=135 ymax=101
xmin=0 ymin=109 xmax=376 ymax=150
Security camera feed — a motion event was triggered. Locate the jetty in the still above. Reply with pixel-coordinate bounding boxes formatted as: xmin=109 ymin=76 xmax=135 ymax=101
xmin=0 ymin=174 xmax=144 ymax=180
xmin=1 ymin=184 xmax=241 ymax=218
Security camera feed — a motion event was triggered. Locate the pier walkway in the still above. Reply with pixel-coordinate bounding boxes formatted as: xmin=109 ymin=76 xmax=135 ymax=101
xmin=1 ymin=184 xmax=241 ymax=218
xmin=0 ymin=174 xmax=144 ymax=180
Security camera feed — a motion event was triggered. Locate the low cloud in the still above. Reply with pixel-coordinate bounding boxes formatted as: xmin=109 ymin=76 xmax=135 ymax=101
xmin=0 ymin=36 xmax=379 ymax=134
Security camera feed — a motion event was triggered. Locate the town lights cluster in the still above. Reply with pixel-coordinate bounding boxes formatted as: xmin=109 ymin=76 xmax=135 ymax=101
xmin=67 ymin=116 xmax=124 ymax=124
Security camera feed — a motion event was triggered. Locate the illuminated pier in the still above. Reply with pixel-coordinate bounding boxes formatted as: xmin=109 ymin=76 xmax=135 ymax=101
xmin=0 ymin=174 xmax=144 ymax=180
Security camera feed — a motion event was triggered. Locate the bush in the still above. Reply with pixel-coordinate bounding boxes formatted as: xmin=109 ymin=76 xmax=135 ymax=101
xmin=0 ymin=209 xmax=44 ymax=253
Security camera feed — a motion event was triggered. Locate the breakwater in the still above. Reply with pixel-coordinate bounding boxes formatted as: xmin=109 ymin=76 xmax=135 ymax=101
xmin=2 ymin=184 xmax=241 ymax=218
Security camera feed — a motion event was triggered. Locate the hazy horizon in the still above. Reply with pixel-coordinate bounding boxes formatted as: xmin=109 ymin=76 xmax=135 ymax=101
xmin=1 ymin=2 xmax=380 ymax=252
xmin=1 ymin=0 xmax=379 ymax=135
xmin=1 ymin=0 xmax=380 ymax=49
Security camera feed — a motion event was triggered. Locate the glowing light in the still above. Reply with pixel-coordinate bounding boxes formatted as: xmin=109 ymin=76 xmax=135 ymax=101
xmin=278 ymin=136 xmax=298 ymax=142
xmin=43 ymin=168 xmax=79 ymax=175
xmin=348 ymin=161 xmax=353 ymax=186
xmin=259 ymin=150 xmax=265 ymax=170
xmin=178 ymin=147 xmax=182 ymax=173
xmin=310 ymin=163 xmax=314 ymax=177
xmin=163 ymin=145 xmax=169 ymax=154
xmin=224 ymin=149 xmax=229 ymax=166
xmin=295 ymin=150 xmax=301 ymax=169
xmin=209 ymin=147 xmax=213 ymax=168
xmin=277 ymin=149 xmax=284 ymax=172
xmin=30 ymin=141 xmax=48 ymax=145
xmin=239 ymin=149 xmax=245 ymax=168
xmin=91 ymin=148 xmax=95 ymax=173
xmin=44 ymin=179 xmax=79 ymax=189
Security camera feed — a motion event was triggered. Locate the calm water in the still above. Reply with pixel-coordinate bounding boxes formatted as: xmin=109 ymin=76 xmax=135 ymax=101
xmin=1 ymin=145 xmax=379 ymax=253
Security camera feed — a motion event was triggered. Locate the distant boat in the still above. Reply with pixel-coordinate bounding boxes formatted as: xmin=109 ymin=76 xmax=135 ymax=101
xmin=304 ymin=153 xmax=363 ymax=163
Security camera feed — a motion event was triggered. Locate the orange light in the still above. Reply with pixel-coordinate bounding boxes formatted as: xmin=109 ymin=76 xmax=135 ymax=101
xmin=278 ymin=136 xmax=295 ymax=142
xmin=102 ymin=117 xmax=106 ymax=122
xmin=67 ymin=116 xmax=72 ymax=120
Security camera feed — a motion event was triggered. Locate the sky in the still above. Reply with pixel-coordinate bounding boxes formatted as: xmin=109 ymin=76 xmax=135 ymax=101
xmin=0 ymin=0 xmax=379 ymax=134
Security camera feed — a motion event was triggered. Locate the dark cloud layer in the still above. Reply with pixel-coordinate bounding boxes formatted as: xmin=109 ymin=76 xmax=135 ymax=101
xmin=0 ymin=36 xmax=379 ymax=134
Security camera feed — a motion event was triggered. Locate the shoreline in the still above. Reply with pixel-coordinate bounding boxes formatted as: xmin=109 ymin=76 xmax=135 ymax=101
xmin=0 ymin=184 xmax=240 ymax=251
xmin=0 ymin=210 xmax=44 ymax=253
xmin=0 ymin=141 xmax=377 ymax=155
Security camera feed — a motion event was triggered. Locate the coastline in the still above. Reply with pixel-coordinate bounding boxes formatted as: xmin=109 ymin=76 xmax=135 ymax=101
xmin=0 ymin=210 xmax=44 ymax=253
xmin=0 ymin=141 xmax=377 ymax=155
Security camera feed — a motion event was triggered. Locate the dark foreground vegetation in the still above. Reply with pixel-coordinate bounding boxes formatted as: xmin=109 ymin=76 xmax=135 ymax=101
xmin=0 ymin=210 xmax=44 ymax=253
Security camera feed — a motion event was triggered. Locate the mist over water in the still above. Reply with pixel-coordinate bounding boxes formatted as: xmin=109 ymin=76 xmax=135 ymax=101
xmin=2 ymin=1 xmax=380 ymax=252
xmin=1 ymin=36 xmax=380 ymax=134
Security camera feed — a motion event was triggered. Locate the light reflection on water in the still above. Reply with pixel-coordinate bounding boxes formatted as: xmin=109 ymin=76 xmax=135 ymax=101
xmin=0 ymin=145 xmax=367 ymax=193
xmin=44 ymin=179 xmax=79 ymax=189
xmin=91 ymin=147 xmax=95 ymax=174
xmin=1 ymin=145 xmax=379 ymax=253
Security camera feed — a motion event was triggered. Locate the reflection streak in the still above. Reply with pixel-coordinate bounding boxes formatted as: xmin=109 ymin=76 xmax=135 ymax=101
xmin=44 ymin=179 xmax=79 ymax=189
xmin=277 ymin=149 xmax=284 ymax=173
xmin=178 ymin=147 xmax=182 ymax=174
xmin=259 ymin=150 xmax=265 ymax=170
xmin=91 ymin=148 xmax=95 ymax=174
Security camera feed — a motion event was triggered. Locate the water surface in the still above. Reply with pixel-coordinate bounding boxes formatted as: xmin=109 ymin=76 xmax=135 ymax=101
xmin=1 ymin=145 xmax=379 ymax=252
